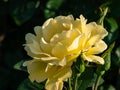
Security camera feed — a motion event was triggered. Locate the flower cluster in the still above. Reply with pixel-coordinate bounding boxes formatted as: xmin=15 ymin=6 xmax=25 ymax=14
xmin=23 ymin=15 xmax=108 ymax=90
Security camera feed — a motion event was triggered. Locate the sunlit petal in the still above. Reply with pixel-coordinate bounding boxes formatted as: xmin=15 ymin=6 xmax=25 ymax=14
xmin=86 ymin=40 xmax=107 ymax=54
xmin=52 ymin=42 xmax=68 ymax=58
xmin=40 ymin=37 xmax=53 ymax=54
xmin=25 ymin=60 xmax=60 ymax=82
xmin=45 ymin=64 xmax=72 ymax=90
xmin=82 ymin=54 xmax=104 ymax=64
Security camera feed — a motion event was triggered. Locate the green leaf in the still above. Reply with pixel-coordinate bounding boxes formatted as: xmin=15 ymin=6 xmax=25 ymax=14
xmin=46 ymin=0 xmax=64 ymax=10
xmin=77 ymin=68 xmax=94 ymax=90
xmin=44 ymin=9 xmax=55 ymax=19
xmin=89 ymin=74 xmax=104 ymax=87
xmin=105 ymin=85 xmax=115 ymax=90
xmin=98 ymin=85 xmax=116 ymax=90
xmin=101 ymin=42 xmax=115 ymax=71
xmin=106 ymin=18 xmax=118 ymax=33
xmin=10 ymin=0 xmax=37 ymax=26
xmin=96 ymin=42 xmax=115 ymax=76
xmin=44 ymin=0 xmax=64 ymax=18
xmin=14 ymin=60 xmax=27 ymax=72
xmin=114 ymin=46 xmax=120 ymax=67
xmin=17 ymin=79 xmax=44 ymax=90
xmin=105 ymin=18 xmax=118 ymax=44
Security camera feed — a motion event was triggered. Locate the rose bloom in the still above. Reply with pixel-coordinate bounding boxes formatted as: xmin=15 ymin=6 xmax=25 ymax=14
xmin=23 ymin=15 xmax=108 ymax=90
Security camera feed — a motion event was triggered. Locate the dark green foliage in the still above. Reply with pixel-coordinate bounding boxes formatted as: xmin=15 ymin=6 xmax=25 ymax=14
xmin=96 ymin=42 xmax=115 ymax=76
xmin=10 ymin=0 xmax=38 ymax=26
xmin=77 ymin=68 xmax=94 ymax=90
xmin=17 ymin=79 xmax=44 ymax=90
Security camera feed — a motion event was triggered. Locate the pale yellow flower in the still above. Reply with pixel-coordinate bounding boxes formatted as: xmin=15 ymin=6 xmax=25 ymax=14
xmin=77 ymin=16 xmax=108 ymax=64
xmin=24 ymin=15 xmax=108 ymax=90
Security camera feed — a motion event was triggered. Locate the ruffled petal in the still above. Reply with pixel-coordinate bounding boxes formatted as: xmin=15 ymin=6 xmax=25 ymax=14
xmin=86 ymin=40 xmax=107 ymax=54
xmin=25 ymin=60 xmax=49 ymax=82
xmin=24 ymin=33 xmax=44 ymax=58
xmin=85 ymin=35 xmax=101 ymax=48
xmin=41 ymin=56 xmax=66 ymax=66
xmin=79 ymin=15 xmax=88 ymax=35
xmin=24 ymin=60 xmax=60 ymax=82
xmin=42 ymin=15 xmax=74 ymax=42
xmin=67 ymin=35 xmax=82 ymax=52
xmin=40 ymin=37 xmax=53 ymax=54
xmin=84 ymin=22 xmax=108 ymax=49
xmin=34 ymin=26 xmax=43 ymax=39
xmin=52 ymin=42 xmax=68 ymax=58
xmin=50 ymin=28 xmax=80 ymax=46
xmin=82 ymin=54 xmax=104 ymax=64
xmin=45 ymin=64 xmax=72 ymax=90
xmin=55 ymin=15 xmax=74 ymax=21
xmin=25 ymin=33 xmax=38 ymax=44
xmin=42 ymin=19 xmax=65 ymax=42
xmin=50 ymin=31 xmax=69 ymax=45
xmin=87 ymin=22 xmax=108 ymax=39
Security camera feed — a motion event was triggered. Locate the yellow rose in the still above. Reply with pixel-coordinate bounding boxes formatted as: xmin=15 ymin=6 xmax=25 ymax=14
xmin=24 ymin=15 xmax=108 ymax=90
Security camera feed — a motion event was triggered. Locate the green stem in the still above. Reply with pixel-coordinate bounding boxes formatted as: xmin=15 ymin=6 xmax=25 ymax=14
xmin=68 ymin=78 xmax=72 ymax=90
xmin=93 ymin=75 xmax=101 ymax=90
xmin=98 ymin=7 xmax=108 ymax=26
xmin=73 ymin=73 xmax=81 ymax=90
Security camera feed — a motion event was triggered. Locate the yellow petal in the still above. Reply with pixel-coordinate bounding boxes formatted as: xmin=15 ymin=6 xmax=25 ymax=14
xmin=50 ymin=31 xmax=68 ymax=44
xmin=34 ymin=26 xmax=43 ymax=39
xmin=52 ymin=42 xmax=68 ymax=58
xmin=60 ymin=29 xmax=81 ymax=47
xmin=67 ymin=35 xmax=82 ymax=52
xmin=86 ymin=40 xmax=107 ymax=54
xmin=25 ymin=33 xmax=43 ymax=58
xmin=57 ymin=15 xmax=74 ymax=20
xmin=79 ymin=15 xmax=88 ymax=34
xmin=25 ymin=46 xmax=51 ymax=59
xmin=75 ymin=35 xmax=85 ymax=50
xmin=82 ymin=54 xmax=104 ymax=64
xmin=73 ymin=15 xmax=88 ymax=36
xmin=26 ymin=60 xmax=48 ymax=82
xmin=25 ymin=40 xmax=41 ymax=54
xmin=42 ymin=19 xmax=65 ymax=42
xmin=85 ymin=35 xmax=100 ymax=48
xmin=66 ymin=54 xmax=78 ymax=63
xmin=25 ymin=60 xmax=59 ymax=82
xmin=40 ymin=37 xmax=53 ymax=54
xmin=83 ymin=22 xmax=108 ymax=49
xmin=42 ymin=15 xmax=74 ymax=42
xmin=41 ymin=56 xmax=66 ymax=66
xmin=55 ymin=15 xmax=74 ymax=22
xmin=50 ymin=29 xmax=80 ymax=47
xmin=72 ymin=19 xmax=82 ymax=32
xmin=45 ymin=64 xmax=72 ymax=90
xmin=25 ymin=60 xmax=72 ymax=90
xmin=25 ymin=33 xmax=37 ymax=44
xmin=46 ymin=80 xmax=63 ymax=90
xmin=87 ymin=22 xmax=108 ymax=39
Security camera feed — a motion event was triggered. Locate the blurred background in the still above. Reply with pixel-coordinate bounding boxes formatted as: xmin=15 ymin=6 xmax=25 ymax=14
xmin=0 ymin=0 xmax=120 ymax=90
